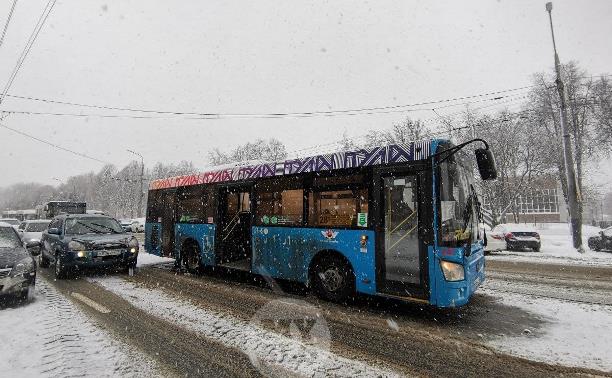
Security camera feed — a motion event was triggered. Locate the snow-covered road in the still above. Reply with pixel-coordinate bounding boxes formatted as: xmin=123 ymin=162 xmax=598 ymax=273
xmin=0 ymin=276 xmax=160 ymax=377
xmin=2 ymin=250 xmax=612 ymax=377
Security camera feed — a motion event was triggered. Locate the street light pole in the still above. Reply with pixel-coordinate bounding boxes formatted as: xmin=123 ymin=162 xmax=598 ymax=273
xmin=545 ymin=2 xmax=584 ymax=253
xmin=127 ymin=149 xmax=145 ymax=218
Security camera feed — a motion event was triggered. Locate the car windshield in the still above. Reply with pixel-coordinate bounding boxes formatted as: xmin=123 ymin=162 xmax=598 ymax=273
xmin=64 ymin=217 xmax=124 ymax=235
xmin=25 ymin=222 xmax=49 ymax=232
xmin=0 ymin=227 xmax=21 ymax=248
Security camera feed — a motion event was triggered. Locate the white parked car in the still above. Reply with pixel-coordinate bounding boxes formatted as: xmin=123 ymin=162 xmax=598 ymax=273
xmin=486 ymin=223 xmax=541 ymax=253
xmin=132 ymin=218 xmax=145 ymax=233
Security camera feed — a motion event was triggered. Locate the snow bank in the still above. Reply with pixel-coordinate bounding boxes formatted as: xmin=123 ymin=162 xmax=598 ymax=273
xmin=0 ymin=277 xmax=160 ymax=377
xmin=137 ymin=252 xmax=175 ymax=267
xmin=91 ymin=276 xmax=400 ymax=378
xmin=487 ymin=223 xmax=612 ymax=266
xmin=481 ymin=287 xmax=612 ymax=372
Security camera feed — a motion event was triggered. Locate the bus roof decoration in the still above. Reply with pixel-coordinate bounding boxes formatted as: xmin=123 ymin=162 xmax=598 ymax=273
xmin=150 ymin=140 xmax=433 ymax=190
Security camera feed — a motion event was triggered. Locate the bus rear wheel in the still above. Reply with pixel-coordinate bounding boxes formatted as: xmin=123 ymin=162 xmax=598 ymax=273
xmin=182 ymin=241 xmax=201 ymax=274
xmin=311 ymin=254 xmax=354 ymax=303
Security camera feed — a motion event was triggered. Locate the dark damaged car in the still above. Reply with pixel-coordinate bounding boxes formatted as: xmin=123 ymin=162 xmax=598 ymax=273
xmin=0 ymin=222 xmax=37 ymax=301
xmin=40 ymin=214 xmax=139 ymax=278
xmin=588 ymin=226 xmax=612 ymax=252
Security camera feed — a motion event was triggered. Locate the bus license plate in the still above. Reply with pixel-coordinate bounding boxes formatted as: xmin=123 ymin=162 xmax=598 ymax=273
xmin=97 ymin=250 xmax=121 ymax=257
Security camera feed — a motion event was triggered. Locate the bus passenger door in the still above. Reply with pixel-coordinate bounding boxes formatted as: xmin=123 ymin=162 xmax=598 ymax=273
xmin=216 ymin=185 xmax=252 ymax=269
xmin=375 ymin=172 xmax=429 ymax=300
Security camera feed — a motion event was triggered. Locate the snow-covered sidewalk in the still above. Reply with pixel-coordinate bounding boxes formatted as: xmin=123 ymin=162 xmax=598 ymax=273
xmin=481 ymin=286 xmax=612 ymax=372
xmin=0 ymin=277 xmax=160 ymax=377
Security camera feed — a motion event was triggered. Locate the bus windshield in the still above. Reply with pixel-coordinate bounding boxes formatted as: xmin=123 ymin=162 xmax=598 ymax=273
xmin=438 ymin=154 xmax=479 ymax=248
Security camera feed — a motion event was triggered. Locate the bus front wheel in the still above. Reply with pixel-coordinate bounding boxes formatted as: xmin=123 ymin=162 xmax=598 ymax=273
xmin=311 ymin=254 xmax=354 ymax=303
xmin=181 ymin=241 xmax=201 ymax=274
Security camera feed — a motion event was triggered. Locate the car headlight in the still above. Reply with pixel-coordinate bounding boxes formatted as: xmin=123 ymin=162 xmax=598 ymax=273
xmin=440 ymin=260 xmax=465 ymax=282
xmin=10 ymin=257 xmax=34 ymax=277
xmin=128 ymin=237 xmax=139 ymax=253
xmin=68 ymin=240 xmax=86 ymax=251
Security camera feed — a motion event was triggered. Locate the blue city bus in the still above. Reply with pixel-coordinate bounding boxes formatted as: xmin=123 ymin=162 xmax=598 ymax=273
xmin=145 ymin=138 xmax=496 ymax=308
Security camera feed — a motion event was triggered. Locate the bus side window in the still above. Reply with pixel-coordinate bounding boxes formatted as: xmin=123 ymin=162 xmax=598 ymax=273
xmin=255 ymin=179 xmax=304 ymax=226
xmin=308 ymin=188 xmax=368 ymax=228
xmin=177 ymin=186 xmax=216 ymax=224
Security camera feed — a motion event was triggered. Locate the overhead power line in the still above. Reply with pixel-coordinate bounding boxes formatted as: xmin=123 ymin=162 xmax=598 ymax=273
xmin=0 ymin=122 xmax=110 ymax=164
xmin=0 ymin=0 xmax=19 ymax=48
xmin=2 ymin=85 xmax=534 ymax=119
xmin=1 ymin=87 xmax=535 ymax=121
xmin=0 ymin=0 xmax=56 ymax=105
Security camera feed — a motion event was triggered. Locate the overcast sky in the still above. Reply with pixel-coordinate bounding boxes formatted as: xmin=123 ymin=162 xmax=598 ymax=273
xmin=0 ymin=0 xmax=610 ymax=189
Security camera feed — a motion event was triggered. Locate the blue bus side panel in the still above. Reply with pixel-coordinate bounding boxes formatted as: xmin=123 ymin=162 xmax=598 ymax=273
xmin=174 ymin=223 xmax=216 ymax=266
xmin=431 ymin=243 xmax=485 ymax=307
xmin=252 ymin=226 xmax=376 ymax=295
xmin=145 ymin=222 xmax=162 ymax=256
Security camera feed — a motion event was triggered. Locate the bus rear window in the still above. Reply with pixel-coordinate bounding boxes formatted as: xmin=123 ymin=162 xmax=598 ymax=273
xmin=308 ymin=189 xmax=368 ymax=228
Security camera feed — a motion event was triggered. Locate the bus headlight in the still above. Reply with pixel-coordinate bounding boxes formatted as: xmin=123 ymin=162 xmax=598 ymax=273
xmin=440 ymin=260 xmax=465 ymax=281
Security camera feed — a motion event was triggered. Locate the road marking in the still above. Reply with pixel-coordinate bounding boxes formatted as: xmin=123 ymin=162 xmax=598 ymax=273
xmin=71 ymin=292 xmax=111 ymax=314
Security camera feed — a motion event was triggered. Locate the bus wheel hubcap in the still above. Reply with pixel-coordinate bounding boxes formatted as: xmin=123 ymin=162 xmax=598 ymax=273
xmin=321 ymin=268 xmax=343 ymax=292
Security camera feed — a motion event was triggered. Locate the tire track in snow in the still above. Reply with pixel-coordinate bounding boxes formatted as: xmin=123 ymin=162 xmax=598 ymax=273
xmin=33 ymin=277 xmax=161 ymax=378
xmin=91 ymin=276 xmax=401 ymax=378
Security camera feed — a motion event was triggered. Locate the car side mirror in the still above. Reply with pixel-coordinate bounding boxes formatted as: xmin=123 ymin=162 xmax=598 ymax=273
xmin=48 ymin=227 xmax=60 ymax=235
xmin=25 ymin=240 xmax=41 ymax=256
xmin=475 ymin=148 xmax=497 ymax=180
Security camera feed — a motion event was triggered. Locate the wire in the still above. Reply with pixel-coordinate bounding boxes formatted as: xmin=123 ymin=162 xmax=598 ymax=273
xmin=0 ymin=0 xmax=56 ymax=105
xmin=1 ymin=89 xmax=534 ymax=121
xmin=3 ymin=84 xmax=534 ymax=119
xmin=0 ymin=0 xmax=18 ymax=48
xmin=0 ymin=121 xmax=110 ymax=164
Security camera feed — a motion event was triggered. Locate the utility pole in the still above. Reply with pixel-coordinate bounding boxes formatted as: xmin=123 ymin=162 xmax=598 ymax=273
xmin=127 ymin=149 xmax=145 ymax=218
xmin=545 ymin=2 xmax=584 ymax=253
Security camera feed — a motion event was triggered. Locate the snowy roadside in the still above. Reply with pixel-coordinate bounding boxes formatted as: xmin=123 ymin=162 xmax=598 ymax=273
xmin=90 ymin=276 xmax=401 ymax=378
xmin=0 ymin=277 xmax=161 ymax=378
xmin=136 ymin=251 xmax=175 ymax=267
xmin=480 ymin=286 xmax=612 ymax=372
xmin=487 ymin=223 xmax=612 ymax=266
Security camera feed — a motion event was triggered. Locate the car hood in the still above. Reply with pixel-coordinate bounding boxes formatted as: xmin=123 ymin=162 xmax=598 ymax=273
xmin=22 ymin=231 xmax=43 ymax=241
xmin=0 ymin=247 xmax=29 ymax=269
xmin=70 ymin=234 xmax=132 ymax=249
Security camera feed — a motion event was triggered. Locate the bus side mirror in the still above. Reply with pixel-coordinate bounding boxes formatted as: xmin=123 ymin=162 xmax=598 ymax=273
xmin=475 ymin=148 xmax=497 ymax=180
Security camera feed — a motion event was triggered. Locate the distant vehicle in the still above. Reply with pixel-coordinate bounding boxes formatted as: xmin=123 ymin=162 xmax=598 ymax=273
xmin=39 ymin=214 xmax=139 ymax=278
xmin=0 ymin=218 xmax=21 ymax=230
xmin=131 ymin=218 xmax=145 ymax=233
xmin=17 ymin=220 xmax=50 ymax=255
xmin=119 ymin=219 xmax=134 ymax=232
xmin=588 ymin=226 xmax=612 ymax=252
xmin=86 ymin=209 xmax=106 ymax=215
xmin=41 ymin=201 xmax=86 ymax=219
xmin=0 ymin=222 xmax=37 ymax=301
xmin=487 ymin=223 xmax=541 ymax=252
xmin=2 ymin=209 xmax=37 ymax=221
